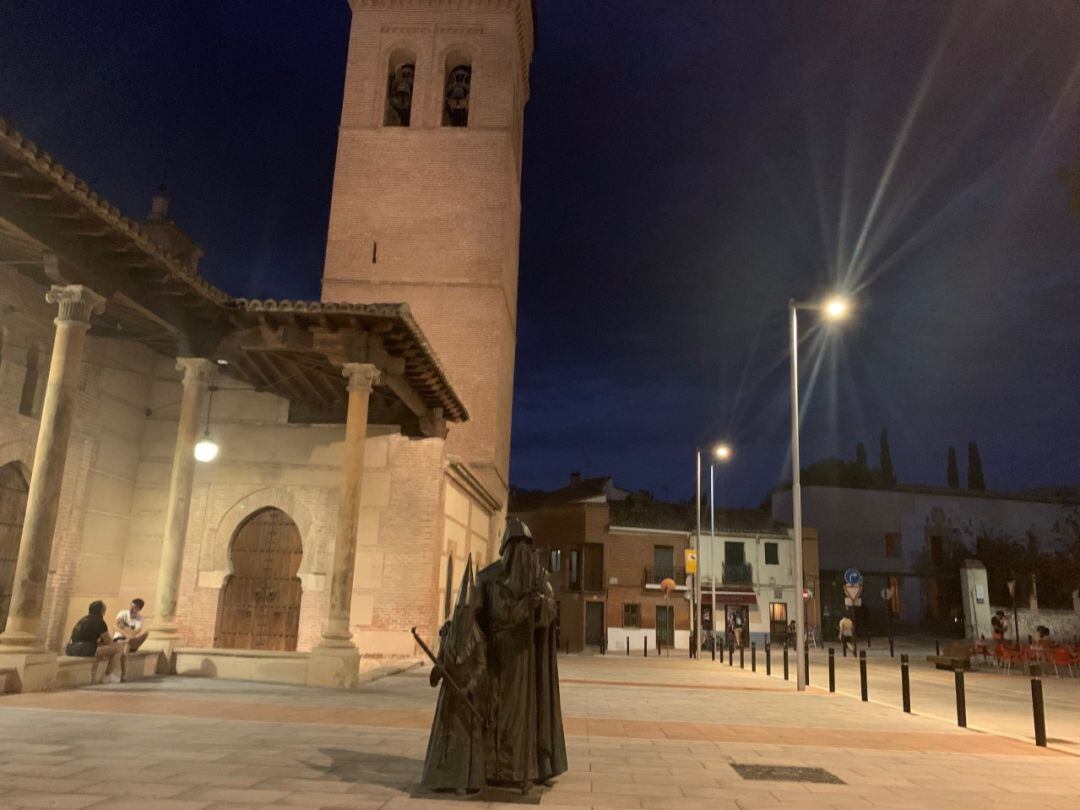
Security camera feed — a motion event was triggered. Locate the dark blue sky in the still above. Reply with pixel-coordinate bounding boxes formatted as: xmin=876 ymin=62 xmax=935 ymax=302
xmin=2 ymin=1 xmax=1078 ymax=506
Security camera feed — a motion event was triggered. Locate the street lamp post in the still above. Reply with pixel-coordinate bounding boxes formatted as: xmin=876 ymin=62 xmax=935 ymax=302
xmin=695 ymin=448 xmax=702 ymax=658
xmin=789 ymin=295 xmax=850 ymax=692
xmin=710 ymin=444 xmax=732 ymax=656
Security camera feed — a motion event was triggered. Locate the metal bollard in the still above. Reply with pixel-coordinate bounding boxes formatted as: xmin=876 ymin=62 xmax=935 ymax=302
xmin=711 ymin=638 xmax=716 ymax=661
xmin=889 ymin=636 xmax=894 ymax=658
xmin=901 ymin=654 xmax=911 ymax=713
xmin=828 ymin=648 xmax=835 ymax=693
xmin=752 ymin=641 xmax=757 ymax=672
xmin=804 ymin=647 xmax=810 ymax=686
xmin=740 ymin=644 xmax=745 ymax=669
xmin=859 ymin=651 xmax=868 ymax=702
xmin=766 ymin=641 xmax=772 ymax=676
xmin=627 ymin=636 xmax=630 ymax=656
xmin=954 ymin=667 xmax=967 ymax=728
xmin=644 ymin=636 xmax=648 ymax=658
xmin=728 ymin=641 xmax=734 ymax=667
xmin=783 ymin=644 xmax=790 ymax=681
xmin=1030 ymin=664 xmax=1047 ymax=747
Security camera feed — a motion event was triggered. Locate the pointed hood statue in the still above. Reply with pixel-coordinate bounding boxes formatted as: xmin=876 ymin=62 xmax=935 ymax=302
xmin=420 ymin=556 xmax=488 ymax=794
xmin=477 ymin=519 xmax=568 ymax=792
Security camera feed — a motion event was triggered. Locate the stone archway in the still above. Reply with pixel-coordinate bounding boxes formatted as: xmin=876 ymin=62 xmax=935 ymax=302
xmin=0 ymin=462 xmax=29 ymax=634
xmin=213 ymin=507 xmax=303 ymax=652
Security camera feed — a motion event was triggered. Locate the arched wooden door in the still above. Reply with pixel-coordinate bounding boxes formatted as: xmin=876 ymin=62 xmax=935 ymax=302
xmin=0 ymin=463 xmax=29 ymax=634
xmin=214 ymin=507 xmax=303 ymax=651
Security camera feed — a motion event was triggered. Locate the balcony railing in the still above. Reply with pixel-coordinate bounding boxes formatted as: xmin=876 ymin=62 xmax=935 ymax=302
xmin=722 ymin=562 xmax=753 ymax=584
xmin=642 ymin=566 xmax=686 ymax=587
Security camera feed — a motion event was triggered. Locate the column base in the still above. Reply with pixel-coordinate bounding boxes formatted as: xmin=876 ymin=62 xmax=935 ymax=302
xmin=139 ymin=637 xmax=178 ymax=676
xmin=0 ymin=650 xmax=58 ymax=694
xmin=307 ymin=640 xmax=361 ymax=689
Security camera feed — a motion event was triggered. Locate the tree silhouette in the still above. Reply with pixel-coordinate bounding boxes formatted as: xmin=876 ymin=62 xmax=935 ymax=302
xmin=947 ymin=447 xmax=959 ymax=488
xmin=967 ymin=441 xmax=986 ymax=490
xmin=879 ymin=428 xmax=896 ymax=487
xmin=855 ymin=442 xmax=868 ymax=469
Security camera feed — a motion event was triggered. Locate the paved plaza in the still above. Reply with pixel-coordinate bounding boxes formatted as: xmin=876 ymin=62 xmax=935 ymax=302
xmin=1 ymin=653 xmax=1078 ymax=809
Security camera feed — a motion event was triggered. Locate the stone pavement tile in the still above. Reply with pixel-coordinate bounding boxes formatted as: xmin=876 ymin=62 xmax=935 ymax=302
xmin=535 ymin=792 xmax=643 ymax=808
xmin=278 ymin=794 xmax=396 ymax=807
xmin=0 ymin=793 xmax=109 ymax=809
xmin=176 ymin=786 xmax=292 ymax=804
xmin=83 ymin=780 xmax=193 ymax=799
xmin=251 ymin=777 xmax=355 ymax=794
xmin=162 ymin=771 xmax=269 ymax=788
xmin=93 ymin=800 xmax=214 ymax=810
xmin=0 ymin=776 xmax=94 ymax=794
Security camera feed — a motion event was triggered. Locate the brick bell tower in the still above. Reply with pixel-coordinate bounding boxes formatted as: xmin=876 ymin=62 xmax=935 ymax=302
xmin=322 ymin=0 xmax=535 ymax=510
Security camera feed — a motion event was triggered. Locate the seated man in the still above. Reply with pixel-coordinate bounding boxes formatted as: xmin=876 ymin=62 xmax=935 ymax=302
xmin=65 ymin=600 xmax=125 ymax=684
xmin=113 ymin=598 xmax=148 ymax=681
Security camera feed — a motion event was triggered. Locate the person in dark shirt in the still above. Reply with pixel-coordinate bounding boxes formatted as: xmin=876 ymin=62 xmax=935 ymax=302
xmin=65 ymin=600 xmax=125 ymax=683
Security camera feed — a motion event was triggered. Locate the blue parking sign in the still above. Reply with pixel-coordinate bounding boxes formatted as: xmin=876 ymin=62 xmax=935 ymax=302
xmin=843 ymin=568 xmax=862 ymax=587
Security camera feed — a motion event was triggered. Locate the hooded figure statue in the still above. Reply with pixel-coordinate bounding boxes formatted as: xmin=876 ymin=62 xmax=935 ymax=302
xmin=420 ymin=556 xmax=488 ymax=793
xmin=477 ymin=518 xmax=568 ymax=792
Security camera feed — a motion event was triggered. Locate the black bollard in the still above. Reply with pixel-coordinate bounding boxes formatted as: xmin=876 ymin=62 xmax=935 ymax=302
xmin=740 ymin=644 xmax=745 ymax=669
xmin=954 ymin=667 xmax=967 ymax=728
xmin=752 ymin=641 xmax=757 ymax=672
xmin=711 ymin=638 xmax=716 ymax=661
xmin=889 ymin=636 xmax=895 ymax=658
xmin=804 ymin=647 xmax=810 ymax=686
xmin=1030 ymin=664 xmax=1047 ymax=747
xmin=901 ymin=654 xmax=911 ymax=713
xmin=644 ymin=636 xmax=648 ymax=658
xmin=828 ymin=648 xmax=835 ymax=693
xmin=859 ymin=651 xmax=868 ymax=702
xmin=728 ymin=641 xmax=734 ymax=667
xmin=766 ymin=641 xmax=772 ymax=676
xmin=626 ymin=636 xmax=630 ymax=656
xmin=783 ymin=643 xmax=790 ymax=681
xmin=935 ymin=639 xmax=941 ymax=656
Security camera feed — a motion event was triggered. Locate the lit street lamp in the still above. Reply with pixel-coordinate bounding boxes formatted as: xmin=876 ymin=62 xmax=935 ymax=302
xmin=789 ymin=294 xmax=851 ymax=691
xmin=710 ymin=444 xmax=733 ymax=655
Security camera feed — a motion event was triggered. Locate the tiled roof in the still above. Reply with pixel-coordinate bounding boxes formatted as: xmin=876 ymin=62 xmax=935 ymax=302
xmin=610 ymin=498 xmax=787 ymax=535
xmin=510 ymin=477 xmax=612 ymax=510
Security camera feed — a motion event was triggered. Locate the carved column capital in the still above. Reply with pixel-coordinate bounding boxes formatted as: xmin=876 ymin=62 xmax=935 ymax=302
xmin=45 ymin=284 xmax=105 ymax=327
xmin=342 ymin=362 xmax=381 ymax=393
xmin=176 ymin=357 xmax=217 ymax=388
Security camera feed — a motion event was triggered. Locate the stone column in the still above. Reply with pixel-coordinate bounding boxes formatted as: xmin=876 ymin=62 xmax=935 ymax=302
xmin=149 ymin=358 xmax=217 ymax=645
xmin=0 ymin=285 xmax=105 ymax=653
xmin=308 ymin=362 xmax=380 ymax=687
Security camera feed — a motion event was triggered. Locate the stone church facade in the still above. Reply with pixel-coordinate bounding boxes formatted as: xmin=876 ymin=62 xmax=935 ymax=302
xmin=0 ymin=0 xmax=534 ymax=691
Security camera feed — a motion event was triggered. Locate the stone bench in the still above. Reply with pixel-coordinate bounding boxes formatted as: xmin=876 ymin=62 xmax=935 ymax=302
xmin=926 ymin=641 xmax=973 ymax=671
xmin=56 ymin=650 xmax=162 ymax=688
xmin=0 ymin=666 xmax=20 ymax=694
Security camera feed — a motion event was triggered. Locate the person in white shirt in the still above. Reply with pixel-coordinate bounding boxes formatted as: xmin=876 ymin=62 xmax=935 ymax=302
xmin=113 ymin=598 xmax=148 ymax=682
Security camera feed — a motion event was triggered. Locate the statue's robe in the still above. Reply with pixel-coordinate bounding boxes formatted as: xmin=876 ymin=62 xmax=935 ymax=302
xmin=478 ymin=554 xmax=568 ymax=785
xmin=419 ymin=619 xmax=488 ymax=792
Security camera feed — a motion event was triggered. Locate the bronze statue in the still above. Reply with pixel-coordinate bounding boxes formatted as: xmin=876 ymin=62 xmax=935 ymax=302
xmin=417 ymin=519 xmax=568 ymax=796
xmin=418 ymin=557 xmax=488 ymax=794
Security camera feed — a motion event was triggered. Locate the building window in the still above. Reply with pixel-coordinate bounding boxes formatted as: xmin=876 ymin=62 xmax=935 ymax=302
xmin=884 ymin=533 xmax=901 ymax=559
xmin=442 ymin=51 xmax=471 ymax=127
xmin=550 ymin=548 xmax=562 ymax=572
xmin=569 ymin=548 xmax=580 ymax=588
xmin=384 ymin=50 xmax=416 ymax=127
xmin=653 ymin=545 xmax=674 ymax=579
xmin=764 ymin=542 xmax=779 ymax=565
xmin=623 ymin=603 xmax=641 ymax=628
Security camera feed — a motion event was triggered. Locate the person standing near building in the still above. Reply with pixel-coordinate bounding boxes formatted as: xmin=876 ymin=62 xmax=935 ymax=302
xmin=838 ymin=613 xmax=856 ymax=655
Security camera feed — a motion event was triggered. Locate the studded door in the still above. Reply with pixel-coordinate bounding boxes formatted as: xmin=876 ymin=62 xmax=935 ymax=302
xmin=214 ymin=508 xmax=303 ymax=651
xmin=0 ymin=464 xmax=29 ymax=634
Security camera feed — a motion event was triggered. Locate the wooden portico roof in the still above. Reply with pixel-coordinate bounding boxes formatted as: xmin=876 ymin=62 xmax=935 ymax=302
xmin=0 ymin=115 xmax=466 ymax=433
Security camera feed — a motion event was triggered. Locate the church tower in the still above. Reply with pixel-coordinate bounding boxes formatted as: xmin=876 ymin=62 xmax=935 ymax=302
xmin=322 ymin=0 xmax=535 ymax=509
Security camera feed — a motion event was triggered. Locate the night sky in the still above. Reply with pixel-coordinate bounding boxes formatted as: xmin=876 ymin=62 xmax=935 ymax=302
xmin=2 ymin=1 xmax=1078 ymax=506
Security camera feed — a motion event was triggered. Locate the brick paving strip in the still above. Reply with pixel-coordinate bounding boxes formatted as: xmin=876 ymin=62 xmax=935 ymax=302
xmin=1 ymin=688 xmax=1062 ymax=758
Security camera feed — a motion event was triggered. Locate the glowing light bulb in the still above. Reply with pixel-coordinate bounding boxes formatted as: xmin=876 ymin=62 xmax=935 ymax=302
xmin=714 ymin=444 xmax=732 ymax=461
xmin=194 ymin=436 xmax=219 ymax=462
xmin=823 ymin=296 xmax=851 ymax=321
